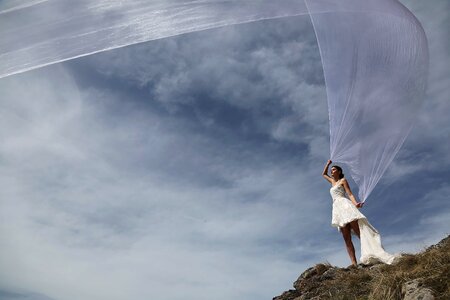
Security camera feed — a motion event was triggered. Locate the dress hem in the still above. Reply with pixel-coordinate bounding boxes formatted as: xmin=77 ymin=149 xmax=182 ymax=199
xmin=360 ymin=253 xmax=402 ymax=265
xmin=332 ymin=216 xmax=366 ymax=235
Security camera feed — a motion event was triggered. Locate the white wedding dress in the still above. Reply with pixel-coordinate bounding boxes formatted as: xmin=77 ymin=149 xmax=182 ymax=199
xmin=330 ymin=179 xmax=400 ymax=265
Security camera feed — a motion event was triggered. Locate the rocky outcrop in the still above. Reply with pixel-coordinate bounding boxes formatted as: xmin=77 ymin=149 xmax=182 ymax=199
xmin=402 ymin=279 xmax=435 ymax=300
xmin=273 ymin=235 xmax=449 ymax=300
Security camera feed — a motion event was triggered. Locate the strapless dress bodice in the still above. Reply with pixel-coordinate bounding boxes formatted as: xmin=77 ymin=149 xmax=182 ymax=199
xmin=330 ymin=184 xmax=346 ymax=199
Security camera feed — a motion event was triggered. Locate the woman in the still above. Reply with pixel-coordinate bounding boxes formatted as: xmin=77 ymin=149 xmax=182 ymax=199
xmin=322 ymin=159 xmax=400 ymax=267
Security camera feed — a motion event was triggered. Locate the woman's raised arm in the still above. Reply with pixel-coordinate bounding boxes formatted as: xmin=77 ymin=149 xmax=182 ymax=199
xmin=322 ymin=160 xmax=333 ymax=183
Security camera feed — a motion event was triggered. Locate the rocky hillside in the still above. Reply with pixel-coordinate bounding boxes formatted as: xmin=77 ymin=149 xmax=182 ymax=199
xmin=273 ymin=235 xmax=449 ymax=300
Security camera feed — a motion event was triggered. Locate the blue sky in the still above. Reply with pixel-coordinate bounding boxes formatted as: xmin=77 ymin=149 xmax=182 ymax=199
xmin=0 ymin=1 xmax=449 ymax=299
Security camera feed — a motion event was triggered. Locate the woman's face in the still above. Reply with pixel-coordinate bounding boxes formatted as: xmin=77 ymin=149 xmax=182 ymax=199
xmin=331 ymin=167 xmax=339 ymax=177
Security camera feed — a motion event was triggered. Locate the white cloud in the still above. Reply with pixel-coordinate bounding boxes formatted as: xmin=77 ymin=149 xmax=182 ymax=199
xmin=0 ymin=64 xmax=331 ymax=300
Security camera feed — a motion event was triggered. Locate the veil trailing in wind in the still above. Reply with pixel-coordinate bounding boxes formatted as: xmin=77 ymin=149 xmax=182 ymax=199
xmin=0 ymin=0 xmax=428 ymax=201
xmin=305 ymin=0 xmax=429 ymax=201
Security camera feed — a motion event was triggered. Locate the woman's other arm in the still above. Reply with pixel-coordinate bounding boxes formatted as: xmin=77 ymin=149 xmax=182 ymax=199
xmin=342 ymin=179 xmax=363 ymax=208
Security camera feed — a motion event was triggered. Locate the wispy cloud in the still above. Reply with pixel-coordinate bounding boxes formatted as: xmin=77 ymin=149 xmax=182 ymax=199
xmin=0 ymin=1 xmax=448 ymax=299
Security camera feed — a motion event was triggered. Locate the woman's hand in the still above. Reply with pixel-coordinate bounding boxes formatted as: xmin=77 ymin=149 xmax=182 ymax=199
xmin=355 ymin=202 xmax=364 ymax=208
xmin=327 ymin=159 xmax=332 ymax=165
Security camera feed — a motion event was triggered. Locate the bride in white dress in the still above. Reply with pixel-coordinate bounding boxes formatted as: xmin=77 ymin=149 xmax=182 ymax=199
xmin=322 ymin=160 xmax=400 ymax=267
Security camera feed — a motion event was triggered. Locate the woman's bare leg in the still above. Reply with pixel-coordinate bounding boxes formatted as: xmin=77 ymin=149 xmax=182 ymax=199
xmin=341 ymin=224 xmax=357 ymax=266
xmin=349 ymin=220 xmax=360 ymax=239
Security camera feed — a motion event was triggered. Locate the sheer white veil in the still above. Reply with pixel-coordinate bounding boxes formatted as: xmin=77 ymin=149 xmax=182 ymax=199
xmin=0 ymin=0 xmax=429 ymax=201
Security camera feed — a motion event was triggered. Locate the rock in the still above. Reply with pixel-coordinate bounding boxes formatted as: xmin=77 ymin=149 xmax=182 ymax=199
xmin=293 ymin=277 xmax=318 ymax=293
xmin=293 ymin=264 xmax=332 ymax=291
xmin=296 ymin=292 xmax=319 ymax=300
xmin=402 ymin=279 xmax=434 ymax=300
xmin=299 ymin=266 xmax=317 ymax=279
xmin=296 ymin=264 xmax=331 ymax=280
xmin=293 ymin=266 xmax=318 ymax=291
xmin=319 ymin=268 xmax=338 ymax=280
xmin=368 ymin=263 xmax=385 ymax=271
xmin=272 ymin=289 xmax=301 ymax=300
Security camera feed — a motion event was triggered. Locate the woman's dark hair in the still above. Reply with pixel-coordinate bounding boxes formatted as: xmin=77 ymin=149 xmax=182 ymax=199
xmin=331 ymin=165 xmax=345 ymax=179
